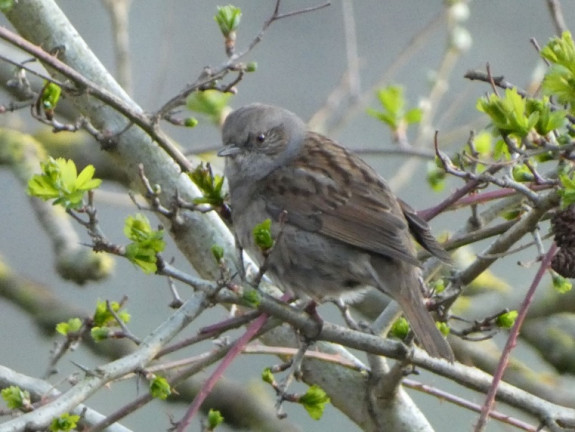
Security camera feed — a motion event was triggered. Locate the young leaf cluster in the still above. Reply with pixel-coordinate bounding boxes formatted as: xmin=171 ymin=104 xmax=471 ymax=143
xmin=210 ymin=244 xmax=225 ymax=262
xmin=558 ymin=172 xmax=575 ymax=208
xmin=207 ymin=409 xmax=224 ymax=430
xmin=1 ymin=386 xmax=30 ymax=410
xmin=124 ymin=214 xmax=165 ymax=273
xmin=427 ymin=161 xmax=447 ymax=192
xmin=552 ymin=272 xmax=573 ymax=293
xmin=495 ymin=310 xmax=518 ymax=329
xmin=38 ymin=81 xmax=62 ymax=119
xmin=541 ymin=31 xmax=575 ymax=110
xmin=27 ymin=157 xmax=101 ymax=209
xmin=444 ymin=31 xmax=575 ymax=193
xmin=242 ymin=288 xmax=262 ymax=307
xmin=252 ymin=219 xmax=274 ymax=252
xmin=55 ymin=317 xmax=83 ymax=336
xmin=368 ymin=85 xmax=422 ymax=132
xmin=49 ymin=413 xmax=80 ymax=432
xmin=390 ymin=317 xmax=410 ymax=340
xmin=436 ymin=321 xmax=451 ymax=336
xmin=90 ymin=300 xmax=130 ymax=342
xmin=188 ymin=162 xmax=225 ymax=207
xmin=186 ymin=90 xmax=232 ymax=125
xmin=92 ymin=300 xmax=130 ymax=327
xmin=149 ymin=375 xmax=172 ymax=400
xmin=477 ymin=88 xmax=565 ymax=138
xmin=214 ymin=5 xmax=242 ymax=38
xmin=299 ymin=385 xmax=330 ymax=420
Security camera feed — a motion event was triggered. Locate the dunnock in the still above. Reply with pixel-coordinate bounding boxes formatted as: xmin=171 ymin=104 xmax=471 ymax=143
xmin=218 ymin=103 xmax=453 ymax=361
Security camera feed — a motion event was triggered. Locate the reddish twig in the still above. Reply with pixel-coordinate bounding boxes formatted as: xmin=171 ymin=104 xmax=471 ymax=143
xmin=474 ymin=243 xmax=558 ymax=432
xmin=175 ymin=311 xmax=269 ymax=431
xmin=421 ymin=131 xmax=504 ymax=221
xmin=405 ymin=378 xmax=540 ymax=432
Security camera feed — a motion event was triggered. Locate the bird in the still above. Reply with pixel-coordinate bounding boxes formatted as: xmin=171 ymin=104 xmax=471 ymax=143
xmin=218 ymin=103 xmax=453 ymax=361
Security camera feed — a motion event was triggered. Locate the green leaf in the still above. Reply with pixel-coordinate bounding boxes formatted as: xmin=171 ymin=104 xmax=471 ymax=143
xmin=253 ymin=219 xmax=274 ymax=251
xmin=426 ymin=162 xmax=446 ymax=192
xmin=525 ymin=98 xmax=567 ymax=135
xmin=492 ymin=139 xmax=511 ymax=161
xmin=149 ymin=375 xmax=171 ymax=400
xmin=1 ymin=386 xmax=30 ymax=410
xmin=184 ymin=117 xmax=199 ymax=128
xmin=473 ymin=131 xmax=493 ymax=156
xmin=125 ymin=244 xmax=158 ymax=273
xmin=188 ymin=163 xmax=226 ymax=207
xmin=542 ymin=65 xmax=575 ymax=108
xmin=246 ymin=61 xmax=258 ymax=72
xmin=501 ymin=208 xmax=522 ymax=221
xmin=214 ymin=5 xmax=242 ymax=37
xmin=90 ymin=326 xmax=110 ymax=342
xmin=186 ymin=90 xmax=231 ymax=124
xmin=49 ymin=413 xmax=80 ymax=431
xmin=300 ymin=385 xmax=330 ymax=420
xmin=211 ymin=244 xmax=224 ymax=262
xmin=558 ymin=172 xmax=575 ymax=208
xmin=55 ymin=318 xmax=83 ymax=335
xmin=124 ymin=214 xmax=165 ymax=273
xmin=390 ymin=317 xmax=410 ymax=340
xmin=496 ymin=310 xmax=518 ymax=329
xmin=41 ymin=82 xmax=61 ymax=111
xmin=512 ymin=164 xmax=534 ymax=182
xmin=552 ymin=273 xmax=573 ymax=293
xmin=477 ymin=88 xmax=535 ymax=138
xmin=92 ymin=300 xmax=130 ymax=327
xmin=261 ymin=367 xmax=274 ymax=384
xmin=541 ymin=32 xmax=575 ymax=110
xmin=404 ymin=107 xmax=422 ymax=124
xmin=436 ymin=321 xmax=450 ymax=336
xmin=541 ymin=31 xmax=575 ymax=73
xmin=207 ymin=409 xmax=224 ymax=429
xmin=124 ymin=214 xmax=153 ymax=242
xmin=75 ymin=164 xmax=101 ymax=191
xmin=27 ymin=157 xmax=102 ymax=209
xmin=368 ymin=85 xmax=421 ymax=132
xmin=243 ymin=288 xmax=262 ymax=307
xmin=379 ymin=86 xmax=404 ymax=117
xmin=431 ymin=279 xmax=446 ymax=294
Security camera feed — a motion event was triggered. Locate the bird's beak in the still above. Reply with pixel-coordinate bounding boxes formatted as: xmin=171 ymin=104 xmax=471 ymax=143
xmin=217 ymin=145 xmax=242 ymax=157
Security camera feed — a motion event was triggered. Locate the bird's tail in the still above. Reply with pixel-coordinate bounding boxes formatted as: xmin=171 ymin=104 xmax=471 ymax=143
xmin=394 ymin=285 xmax=454 ymax=362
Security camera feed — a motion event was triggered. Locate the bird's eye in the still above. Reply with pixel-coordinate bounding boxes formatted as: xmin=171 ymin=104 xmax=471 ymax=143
xmin=256 ymin=133 xmax=266 ymax=143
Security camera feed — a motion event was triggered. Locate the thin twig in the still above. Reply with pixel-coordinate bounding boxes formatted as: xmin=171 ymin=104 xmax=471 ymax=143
xmin=309 ymin=10 xmax=445 ymax=133
xmin=485 ymin=63 xmax=499 ymax=97
xmin=156 ymin=1 xmax=330 ymax=118
xmin=175 ymin=312 xmax=270 ymax=431
xmin=423 ymin=131 xmax=504 ymax=221
xmin=546 ymin=0 xmax=568 ymax=36
xmin=464 ymin=70 xmax=529 ymax=98
xmin=0 ymin=26 xmax=195 ymax=173
xmin=474 ymin=244 xmax=557 ymax=431
xmin=245 ymin=0 xmax=331 ymax=55
xmin=341 ymin=0 xmax=360 ymax=98
xmin=106 ymin=299 xmax=141 ymax=345
xmin=405 ymin=379 xmax=540 ymax=431
xmin=0 ymin=52 xmax=63 ymax=86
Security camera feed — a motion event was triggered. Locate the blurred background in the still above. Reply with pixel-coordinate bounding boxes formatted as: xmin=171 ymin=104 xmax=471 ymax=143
xmin=1 ymin=1 xmax=574 ymax=430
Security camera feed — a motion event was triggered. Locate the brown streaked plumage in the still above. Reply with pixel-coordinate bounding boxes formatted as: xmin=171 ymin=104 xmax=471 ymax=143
xmin=218 ymin=103 xmax=453 ymax=361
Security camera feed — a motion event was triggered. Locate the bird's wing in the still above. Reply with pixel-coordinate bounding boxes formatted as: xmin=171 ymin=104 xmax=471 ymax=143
xmin=399 ymin=199 xmax=451 ymax=263
xmin=261 ymin=132 xmax=420 ymax=266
